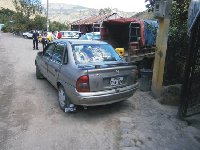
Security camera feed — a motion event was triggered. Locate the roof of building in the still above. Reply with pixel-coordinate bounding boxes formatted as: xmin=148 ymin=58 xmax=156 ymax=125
xmin=71 ymin=13 xmax=121 ymax=25
xmin=103 ymin=18 xmax=142 ymax=25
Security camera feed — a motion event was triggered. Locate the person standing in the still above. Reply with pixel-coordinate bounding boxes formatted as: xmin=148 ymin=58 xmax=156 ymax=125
xmin=51 ymin=31 xmax=57 ymax=41
xmin=42 ymin=32 xmax=48 ymax=50
xmin=32 ymin=30 xmax=39 ymax=50
xmin=57 ymin=31 xmax=62 ymax=39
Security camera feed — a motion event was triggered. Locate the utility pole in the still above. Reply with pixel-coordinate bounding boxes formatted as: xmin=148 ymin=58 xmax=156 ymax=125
xmin=151 ymin=0 xmax=173 ymax=98
xmin=47 ymin=0 xmax=49 ymax=31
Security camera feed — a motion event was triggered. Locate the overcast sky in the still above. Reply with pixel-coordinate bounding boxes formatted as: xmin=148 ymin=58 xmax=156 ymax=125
xmin=41 ymin=0 xmax=148 ymax=12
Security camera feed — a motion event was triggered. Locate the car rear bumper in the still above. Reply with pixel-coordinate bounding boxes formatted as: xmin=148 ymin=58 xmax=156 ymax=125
xmin=73 ymin=83 xmax=138 ymax=106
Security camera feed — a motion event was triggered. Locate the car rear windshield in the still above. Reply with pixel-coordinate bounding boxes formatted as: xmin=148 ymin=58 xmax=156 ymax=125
xmin=72 ymin=44 xmax=123 ymax=65
xmin=79 ymin=33 xmax=101 ymax=40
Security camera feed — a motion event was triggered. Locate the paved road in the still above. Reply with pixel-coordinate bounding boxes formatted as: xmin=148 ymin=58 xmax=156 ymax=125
xmin=0 ymin=33 xmax=136 ymax=150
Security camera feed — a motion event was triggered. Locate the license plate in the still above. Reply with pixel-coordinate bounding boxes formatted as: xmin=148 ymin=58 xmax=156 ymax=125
xmin=110 ymin=77 xmax=124 ymax=86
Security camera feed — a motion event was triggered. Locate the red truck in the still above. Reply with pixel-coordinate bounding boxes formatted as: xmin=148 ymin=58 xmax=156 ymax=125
xmin=100 ymin=18 xmax=158 ymax=69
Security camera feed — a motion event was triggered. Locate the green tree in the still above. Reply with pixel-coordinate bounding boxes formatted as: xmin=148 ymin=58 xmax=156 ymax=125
xmin=145 ymin=0 xmax=155 ymax=12
xmin=0 ymin=8 xmax=15 ymax=32
xmin=49 ymin=21 xmax=69 ymax=31
xmin=144 ymin=0 xmax=190 ymax=84
xmin=32 ymin=15 xmax=46 ymax=30
xmin=0 ymin=8 xmax=15 ymax=23
xmin=12 ymin=12 xmax=28 ymax=32
xmin=165 ymin=0 xmax=190 ymax=84
xmin=12 ymin=0 xmax=42 ymax=31
xmin=13 ymin=0 xmax=42 ymax=18
xmin=99 ymin=8 xmax=112 ymax=15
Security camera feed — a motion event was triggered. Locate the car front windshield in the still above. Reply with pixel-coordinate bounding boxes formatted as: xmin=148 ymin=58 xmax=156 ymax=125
xmin=72 ymin=44 xmax=123 ymax=65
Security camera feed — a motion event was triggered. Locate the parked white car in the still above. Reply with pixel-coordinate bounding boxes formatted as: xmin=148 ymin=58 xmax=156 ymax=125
xmin=22 ymin=30 xmax=34 ymax=39
xmin=60 ymin=31 xmax=81 ymax=39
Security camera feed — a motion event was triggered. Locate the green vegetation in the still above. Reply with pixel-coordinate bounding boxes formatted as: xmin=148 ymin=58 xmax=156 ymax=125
xmin=132 ymin=11 xmax=154 ymax=19
xmin=0 ymin=0 xmax=69 ymax=34
xmin=145 ymin=0 xmax=190 ymax=84
xmin=0 ymin=8 xmax=15 ymax=32
xmin=165 ymin=0 xmax=190 ymax=84
xmin=49 ymin=21 xmax=69 ymax=32
xmin=99 ymin=8 xmax=112 ymax=15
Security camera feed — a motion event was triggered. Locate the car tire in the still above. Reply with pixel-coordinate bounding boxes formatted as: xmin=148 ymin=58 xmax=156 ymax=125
xmin=36 ymin=64 xmax=44 ymax=79
xmin=58 ymin=85 xmax=76 ymax=113
xmin=24 ymin=35 xmax=28 ymax=39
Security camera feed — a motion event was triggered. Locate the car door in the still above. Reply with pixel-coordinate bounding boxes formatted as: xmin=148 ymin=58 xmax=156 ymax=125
xmin=47 ymin=42 xmax=66 ymax=87
xmin=39 ymin=43 xmax=55 ymax=78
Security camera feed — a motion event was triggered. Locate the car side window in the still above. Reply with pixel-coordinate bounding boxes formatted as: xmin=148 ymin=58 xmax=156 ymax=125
xmin=51 ymin=43 xmax=65 ymax=64
xmin=43 ymin=43 xmax=55 ymax=58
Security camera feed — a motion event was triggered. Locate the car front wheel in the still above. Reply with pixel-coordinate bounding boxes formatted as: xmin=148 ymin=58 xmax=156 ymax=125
xmin=23 ymin=35 xmax=28 ymax=39
xmin=58 ymin=85 xmax=76 ymax=113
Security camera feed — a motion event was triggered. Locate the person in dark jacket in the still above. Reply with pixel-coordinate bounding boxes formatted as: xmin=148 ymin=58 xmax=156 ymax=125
xmin=32 ymin=30 xmax=39 ymax=50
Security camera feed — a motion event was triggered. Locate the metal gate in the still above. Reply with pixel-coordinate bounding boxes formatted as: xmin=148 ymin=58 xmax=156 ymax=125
xmin=178 ymin=16 xmax=200 ymax=118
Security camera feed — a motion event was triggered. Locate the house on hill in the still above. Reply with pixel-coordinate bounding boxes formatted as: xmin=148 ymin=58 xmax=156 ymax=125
xmin=71 ymin=13 xmax=121 ymax=33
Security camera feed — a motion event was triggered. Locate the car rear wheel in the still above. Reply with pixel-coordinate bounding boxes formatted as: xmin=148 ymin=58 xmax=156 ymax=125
xmin=58 ymin=85 xmax=76 ymax=113
xmin=36 ymin=64 xmax=44 ymax=79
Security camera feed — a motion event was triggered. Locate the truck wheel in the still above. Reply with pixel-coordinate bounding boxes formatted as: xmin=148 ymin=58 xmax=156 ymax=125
xmin=36 ymin=65 xmax=44 ymax=79
xmin=58 ymin=85 xmax=76 ymax=113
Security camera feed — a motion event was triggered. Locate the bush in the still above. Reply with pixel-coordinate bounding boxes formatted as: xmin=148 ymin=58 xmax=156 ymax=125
xmin=1 ymin=26 xmax=10 ymax=33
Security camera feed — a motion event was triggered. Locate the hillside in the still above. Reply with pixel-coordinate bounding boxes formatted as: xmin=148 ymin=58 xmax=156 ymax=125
xmin=0 ymin=0 xmax=137 ymax=24
xmin=43 ymin=3 xmax=137 ymax=23
xmin=0 ymin=0 xmax=15 ymax=11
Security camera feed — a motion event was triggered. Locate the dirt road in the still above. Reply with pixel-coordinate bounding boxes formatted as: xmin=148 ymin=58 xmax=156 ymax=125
xmin=0 ymin=33 xmax=134 ymax=150
xmin=1 ymin=33 xmax=200 ymax=150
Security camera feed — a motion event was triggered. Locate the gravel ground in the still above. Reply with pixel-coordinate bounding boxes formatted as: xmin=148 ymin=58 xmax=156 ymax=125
xmin=119 ymin=91 xmax=200 ymax=150
xmin=0 ymin=32 xmax=200 ymax=150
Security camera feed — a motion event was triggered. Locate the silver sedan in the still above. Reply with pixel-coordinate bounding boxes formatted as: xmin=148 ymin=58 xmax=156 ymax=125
xmin=35 ymin=39 xmax=138 ymax=112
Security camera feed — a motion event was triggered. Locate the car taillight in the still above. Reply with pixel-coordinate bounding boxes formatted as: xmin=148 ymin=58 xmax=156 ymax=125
xmin=76 ymin=75 xmax=90 ymax=92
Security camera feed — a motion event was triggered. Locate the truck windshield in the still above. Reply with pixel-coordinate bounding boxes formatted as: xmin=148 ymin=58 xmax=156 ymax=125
xmin=72 ymin=44 xmax=123 ymax=64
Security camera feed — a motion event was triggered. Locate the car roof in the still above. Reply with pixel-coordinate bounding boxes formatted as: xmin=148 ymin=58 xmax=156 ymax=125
xmin=86 ymin=32 xmax=100 ymax=34
xmin=57 ymin=39 xmax=108 ymax=45
xmin=60 ymin=31 xmax=81 ymax=33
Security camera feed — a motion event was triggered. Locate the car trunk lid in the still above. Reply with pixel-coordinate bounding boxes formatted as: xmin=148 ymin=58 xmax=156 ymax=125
xmin=85 ymin=65 xmax=137 ymax=92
